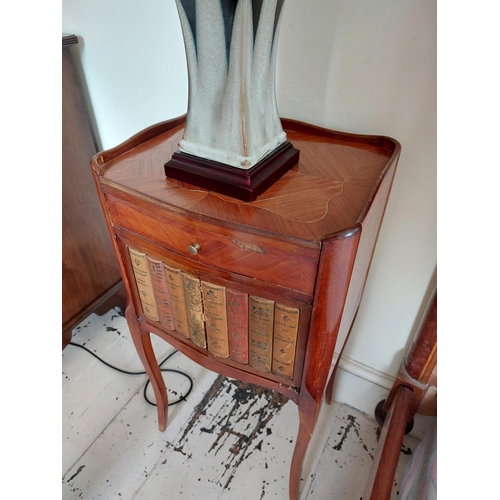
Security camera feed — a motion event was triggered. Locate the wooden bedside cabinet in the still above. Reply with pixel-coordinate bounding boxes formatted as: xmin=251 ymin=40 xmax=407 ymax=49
xmin=91 ymin=116 xmax=400 ymax=500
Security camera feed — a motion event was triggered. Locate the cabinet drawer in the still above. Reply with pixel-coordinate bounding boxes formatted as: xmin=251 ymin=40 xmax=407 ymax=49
xmin=107 ymin=194 xmax=319 ymax=296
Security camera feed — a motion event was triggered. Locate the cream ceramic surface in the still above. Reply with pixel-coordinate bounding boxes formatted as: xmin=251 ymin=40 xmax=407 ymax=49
xmin=176 ymin=0 xmax=287 ymax=169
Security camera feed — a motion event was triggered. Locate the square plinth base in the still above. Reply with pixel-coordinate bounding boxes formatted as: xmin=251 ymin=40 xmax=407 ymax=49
xmin=164 ymin=141 xmax=300 ymax=202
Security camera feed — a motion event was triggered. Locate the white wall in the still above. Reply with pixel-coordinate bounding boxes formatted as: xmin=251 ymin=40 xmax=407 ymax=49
xmin=63 ymin=0 xmax=436 ymax=414
xmin=62 ymin=0 xmax=188 ymax=150
xmin=276 ymin=0 xmax=436 ymax=413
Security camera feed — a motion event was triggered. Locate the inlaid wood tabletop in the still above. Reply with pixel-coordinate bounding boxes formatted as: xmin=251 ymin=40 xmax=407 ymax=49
xmin=98 ymin=117 xmax=399 ymax=244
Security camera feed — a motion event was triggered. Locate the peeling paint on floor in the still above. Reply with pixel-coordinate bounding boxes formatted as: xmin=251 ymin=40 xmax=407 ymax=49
xmin=63 ymin=308 xmax=423 ymax=500
xmin=67 ymin=465 xmax=85 ymax=482
xmin=168 ymin=375 xmax=289 ymax=491
xmin=332 ymin=414 xmax=377 ymax=461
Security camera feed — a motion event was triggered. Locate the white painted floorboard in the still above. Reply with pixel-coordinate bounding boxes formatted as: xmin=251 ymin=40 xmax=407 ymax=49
xmin=62 ymin=308 xmax=420 ymax=500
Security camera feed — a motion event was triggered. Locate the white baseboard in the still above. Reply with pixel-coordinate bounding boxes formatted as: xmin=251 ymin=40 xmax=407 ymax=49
xmin=330 ymin=356 xmax=394 ymax=416
xmin=330 ymin=356 xmax=433 ymax=440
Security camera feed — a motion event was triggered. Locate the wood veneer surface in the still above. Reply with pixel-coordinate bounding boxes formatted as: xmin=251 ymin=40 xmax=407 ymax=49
xmin=99 ymin=118 xmax=398 ymax=244
xmin=62 ymin=38 xmax=122 ymax=330
xmin=93 ymin=117 xmax=401 ymax=500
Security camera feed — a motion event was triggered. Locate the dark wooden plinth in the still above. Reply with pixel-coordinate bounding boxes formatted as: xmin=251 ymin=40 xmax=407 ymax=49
xmin=164 ymin=141 xmax=300 ymax=202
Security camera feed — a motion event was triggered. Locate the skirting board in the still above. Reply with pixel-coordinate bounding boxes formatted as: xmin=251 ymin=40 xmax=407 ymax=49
xmin=331 ymin=356 xmax=434 ymax=440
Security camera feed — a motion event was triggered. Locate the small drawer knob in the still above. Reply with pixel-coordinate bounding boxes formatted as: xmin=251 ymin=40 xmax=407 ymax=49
xmin=188 ymin=243 xmax=201 ymax=255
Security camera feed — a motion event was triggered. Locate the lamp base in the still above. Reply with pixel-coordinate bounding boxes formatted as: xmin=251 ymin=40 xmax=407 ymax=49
xmin=164 ymin=141 xmax=299 ymax=202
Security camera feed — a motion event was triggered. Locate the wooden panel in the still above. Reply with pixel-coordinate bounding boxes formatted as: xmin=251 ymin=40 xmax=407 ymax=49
xmin=383 ymin=292 xmax=437 ymax=415
xmin=301 ymin=228 xmax=362 ymax=402
xmin=405 ymin=294 xmax=437 ymax=383
xmin=362 ymin=385 xmax=414 ymax=500
xmin=363 ymin=292 xmax=437 ymax=499
xmin=62 ymin=37 xmax=123 ymax=337
xmin=106 ymin=193 xmax=320 ymax=296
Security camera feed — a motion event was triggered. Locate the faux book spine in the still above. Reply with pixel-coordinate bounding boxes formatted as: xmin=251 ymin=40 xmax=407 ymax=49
xmin=272 ymin=304 xmax=300 ymax=379
xmin=128 ymin=248 xmax=159 ymax=322
xmin=226 ymin=289 xmax=249 ymax=364
xmin=182 ymin=271 xmax=206 ymax=348
xmin=201 ymin=281 xmax=229 ymax=358
xmin=146 ymin=255 xmax=175 ymax=331
xmin=163 ymin=263 xmax=190 ymax=339
xmin=248 ymin=295 xmax=274 ymax=372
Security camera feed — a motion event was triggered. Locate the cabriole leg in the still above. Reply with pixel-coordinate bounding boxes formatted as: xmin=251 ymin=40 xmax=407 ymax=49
xmin=289 ymin=395 xmax=321 ymax=500
xmin=125 ymin=303 xmax=169 ymax=431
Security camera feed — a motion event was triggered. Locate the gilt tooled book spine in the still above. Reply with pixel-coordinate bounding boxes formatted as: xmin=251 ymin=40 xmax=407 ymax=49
xmin=146 ymin=255 xmax=175 ymax=331
xmin=128 ymin=248 xmax=159 ymax=322
xmin=226 ymin=289 xmax=249 ymax=364
xmin=182 ymin=271 xmax=206 ymax=348
xmin=272 ymin=303 xmax=300 ymax=379
xmin=248 ymin=295 xmax=274 ymax=372
xmin=201 ymin=281 xmax=229 ymax=358
xmin=163 ymin=263 xmax=190 ymax=338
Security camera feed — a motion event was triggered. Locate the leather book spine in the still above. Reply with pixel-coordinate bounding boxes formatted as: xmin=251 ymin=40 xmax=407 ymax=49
xmin=201 ymin=281 xmax=229 ymax=358
xmin=226 ymin=289 xmax=249 ymax=364
xmin=163 ymin=263 xmax=190 ymax=338
xmin=146 ymin=255 xmax=175 ymax=331
xmin=248 ymin=295 xmax=275 ymax=372
xmin=182 ymin=271 xmax=206 ymax=348
xmin=272 ymin=303 xmax=300 ymax=379
xmin=128 ymin=248 xmax=159 ymax=322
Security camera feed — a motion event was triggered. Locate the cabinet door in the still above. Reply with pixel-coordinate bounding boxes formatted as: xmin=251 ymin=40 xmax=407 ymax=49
xmin=118 ymin=235 xmax=311 ymax=388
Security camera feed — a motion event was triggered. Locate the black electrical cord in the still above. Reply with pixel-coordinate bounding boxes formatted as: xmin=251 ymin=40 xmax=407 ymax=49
xmin=68 ymin=342 xmax=194 ymax=407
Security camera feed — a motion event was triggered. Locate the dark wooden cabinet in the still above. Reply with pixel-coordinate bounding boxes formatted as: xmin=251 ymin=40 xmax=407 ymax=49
xmin=92 ymin=115 xmax=400 ymax=499
xmin=62 ymin=34 xmax=125 ymax=348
